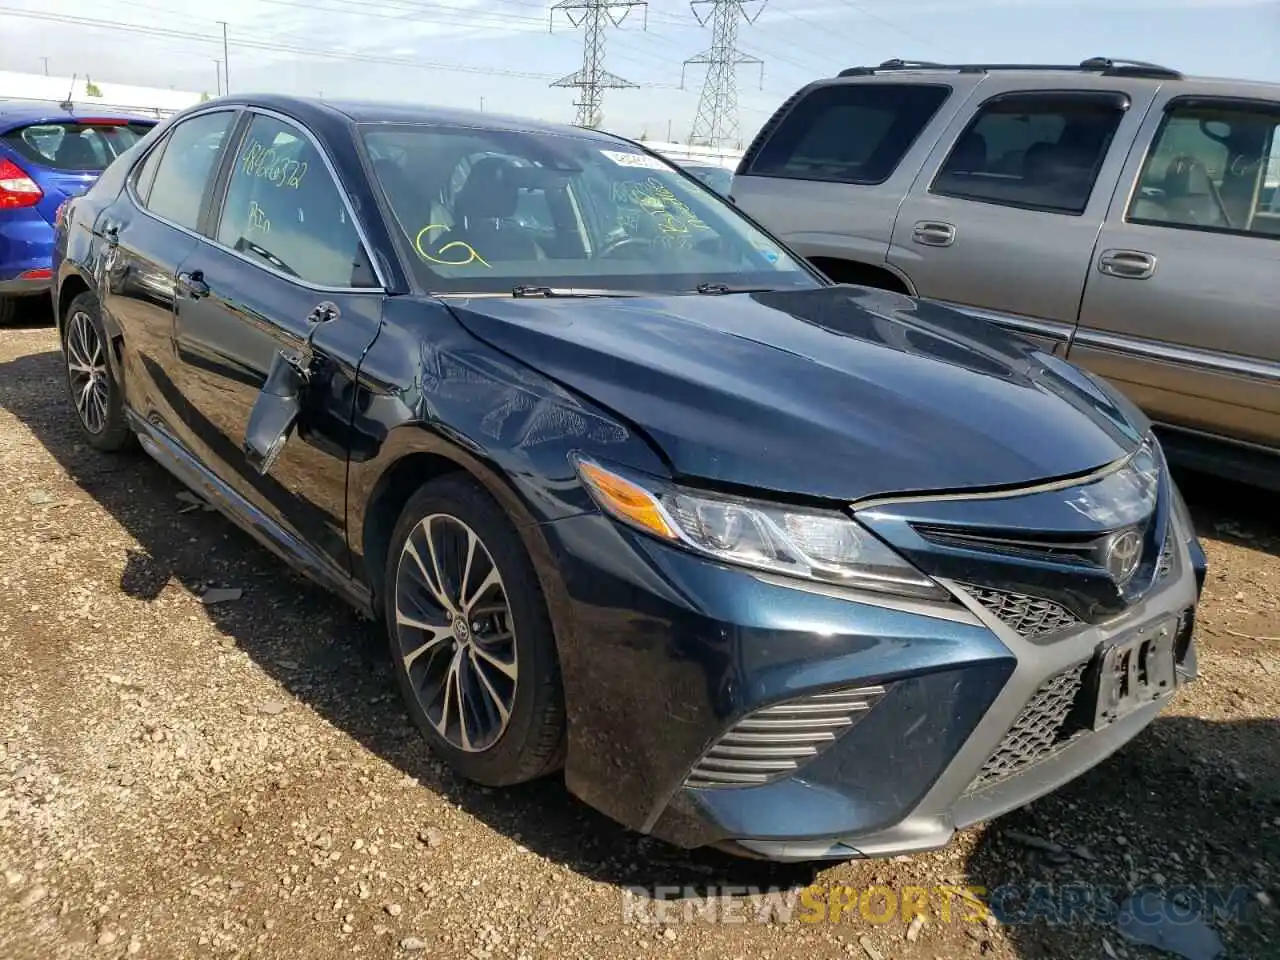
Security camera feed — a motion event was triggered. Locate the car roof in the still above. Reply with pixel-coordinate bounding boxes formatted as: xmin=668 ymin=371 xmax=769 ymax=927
xmin=205 ymin=92 xmax=638 ymax=146
xmin=0 ymin=100 xmax=160 ymax=134
xmin=824 ymin=60 xmax=1280 ymax=98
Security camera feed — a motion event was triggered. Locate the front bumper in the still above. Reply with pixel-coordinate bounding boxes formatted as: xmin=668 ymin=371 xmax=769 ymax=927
xmin=539 ymin=479 xmax=1202 ymax=861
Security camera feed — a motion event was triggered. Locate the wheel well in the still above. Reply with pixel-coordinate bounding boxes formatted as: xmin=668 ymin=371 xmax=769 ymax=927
xmin=362 ymin=452 xmax=467 ymax=607
xmin=809 ymin=257 xmax=912 ymax=295
xmin=57 ymin=274 xmax=91 ymax=337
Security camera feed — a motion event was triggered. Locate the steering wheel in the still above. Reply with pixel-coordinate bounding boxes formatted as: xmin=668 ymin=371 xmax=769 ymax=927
xmin=597 ymin=236 xmax=651 ymax=260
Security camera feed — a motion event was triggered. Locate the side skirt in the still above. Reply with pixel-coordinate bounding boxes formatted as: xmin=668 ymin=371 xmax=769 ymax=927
xmin=126 ymin=409 xmax=375 ymax=617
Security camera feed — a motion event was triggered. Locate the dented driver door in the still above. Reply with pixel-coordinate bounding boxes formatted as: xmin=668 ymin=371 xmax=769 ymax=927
xmin=170 ymin=109 xmax=385 ymax=580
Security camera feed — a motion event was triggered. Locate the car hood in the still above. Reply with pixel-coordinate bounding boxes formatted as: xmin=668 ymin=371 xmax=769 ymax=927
xmin=446 ymin=285 xmax=1143 ymax=502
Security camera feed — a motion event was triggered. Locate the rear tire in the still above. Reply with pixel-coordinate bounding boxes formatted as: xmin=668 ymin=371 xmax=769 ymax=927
xmin=61 ymin=291 xmax=135 ymax=452
xmin=384 ymin=474 xmax=566 ymax=786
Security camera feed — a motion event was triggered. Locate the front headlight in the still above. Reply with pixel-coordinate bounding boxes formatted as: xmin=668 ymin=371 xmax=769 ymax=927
xmin=572 ymin=456 xmax=945 ymax=600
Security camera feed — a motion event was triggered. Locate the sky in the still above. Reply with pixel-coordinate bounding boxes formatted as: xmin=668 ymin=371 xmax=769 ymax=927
xmin=1 ymin=0 xmax=1278 ymax=144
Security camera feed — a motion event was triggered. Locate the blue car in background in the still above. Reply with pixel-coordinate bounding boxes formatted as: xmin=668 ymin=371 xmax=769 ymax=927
xmin=0 ymin=103 xmax=156 ymax=323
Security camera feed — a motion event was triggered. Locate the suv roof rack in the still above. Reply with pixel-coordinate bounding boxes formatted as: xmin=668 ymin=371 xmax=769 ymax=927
xmin=837 ymin=57 xmax=1183 ymax=81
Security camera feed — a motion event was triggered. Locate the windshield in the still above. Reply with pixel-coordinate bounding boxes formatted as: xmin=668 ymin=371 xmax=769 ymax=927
xmin=361 ymin=124 xmax=816 ymax=295
xmin=683 ymin=164 xmax=733 ymax=195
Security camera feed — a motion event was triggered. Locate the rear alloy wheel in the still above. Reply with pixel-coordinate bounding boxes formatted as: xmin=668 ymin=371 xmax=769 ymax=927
xmin=62 ymin=292 xmax=134 ymax=451
xmin=385 ymin=475 xmax=565 ymax=785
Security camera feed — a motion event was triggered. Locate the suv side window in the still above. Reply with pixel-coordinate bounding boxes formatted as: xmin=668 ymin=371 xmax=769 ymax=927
xmin=1128 ymin=99 xmax=1280 ymax=238
xmin=932 ymin=92 xmax=1127 ymax=215
xmin=745 ymin=83 xmax=951 ymax=185
xmin=141 ymin=111 xmax=234 ymax=231
xmin=217 ymin=113 xmax=378 ymax=288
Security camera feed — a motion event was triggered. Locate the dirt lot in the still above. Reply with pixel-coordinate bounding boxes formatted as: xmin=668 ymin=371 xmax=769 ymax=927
xmin=1 ymin=315 xmax=1277 ymax=960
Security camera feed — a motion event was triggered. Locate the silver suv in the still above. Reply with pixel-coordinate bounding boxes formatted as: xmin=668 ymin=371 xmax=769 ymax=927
xmin=732 ymin=57 xmax=1280 ymax=487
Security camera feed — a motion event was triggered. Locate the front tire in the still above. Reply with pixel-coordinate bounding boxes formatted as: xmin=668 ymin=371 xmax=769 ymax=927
xmin=61 ymin=291 xmax=134 ymax=451
xmin=384 ymin=474 xmax=565 ymax=786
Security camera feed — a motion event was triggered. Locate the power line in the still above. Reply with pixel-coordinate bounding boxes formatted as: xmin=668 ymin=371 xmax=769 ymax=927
xmin=0 ymin=7 xmax=564 ymax=81
xmin=683 ymin=0 xmax=765 ymax=148
xmin=550 ymin=0 xmax=647 ymax=128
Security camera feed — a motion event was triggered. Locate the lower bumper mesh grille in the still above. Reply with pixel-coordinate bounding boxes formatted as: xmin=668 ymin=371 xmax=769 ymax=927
xmin=685 ymin=685 xmax=886 ymax=789
xmin=965 ymin=660 xmax=1088 ymax=794
xmin=961 ymin=584 xmax=1082 ymax=640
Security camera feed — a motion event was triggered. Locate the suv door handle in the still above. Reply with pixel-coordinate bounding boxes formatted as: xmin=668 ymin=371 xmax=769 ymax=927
xmin=912 ymin=220 xmax=956 ymax=247
xmin=176 ymin=269 xmax=210 ymax=300
xmin=1098 ymin=249 xmax=1156 ymax=279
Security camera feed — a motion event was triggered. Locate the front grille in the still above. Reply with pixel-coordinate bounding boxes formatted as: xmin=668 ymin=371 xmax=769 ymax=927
xmin=961 ymin=584 xmax=1082 ymax=640
xmin=965 ymin=660 xmax=1088 ymax=794
xmin=684 ymin=685 xmax=886 ymax=789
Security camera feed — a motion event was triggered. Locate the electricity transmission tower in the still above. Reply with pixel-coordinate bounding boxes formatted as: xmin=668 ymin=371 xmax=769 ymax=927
xmin=550 ymin=0 xmax=647 ymax=129
xmin=682 ymin=0 xmax=765 ymax=148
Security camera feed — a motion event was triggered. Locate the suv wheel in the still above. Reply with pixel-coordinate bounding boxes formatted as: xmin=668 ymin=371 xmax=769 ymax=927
xmin=384 ymin=475 xmax=566 ymax=786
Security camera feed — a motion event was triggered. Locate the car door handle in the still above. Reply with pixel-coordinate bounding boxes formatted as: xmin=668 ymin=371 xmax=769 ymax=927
xmin=1097 ymin=249 xmax=1156 ymax=279
xmin=176 ymin=269 xmax=210 ymax=299
xmin=912 ymin=220 xmax=956 ymax=247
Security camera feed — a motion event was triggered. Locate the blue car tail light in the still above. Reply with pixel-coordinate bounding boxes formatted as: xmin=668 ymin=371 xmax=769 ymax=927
xmin=0 ymin=157 xmax=43 ymax=209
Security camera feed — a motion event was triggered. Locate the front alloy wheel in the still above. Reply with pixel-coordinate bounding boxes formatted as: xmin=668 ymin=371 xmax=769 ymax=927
xmin=394 ymin=513 xmax=518 ymax=752
xmin=384 ymin=475 xmax=565 ymax=786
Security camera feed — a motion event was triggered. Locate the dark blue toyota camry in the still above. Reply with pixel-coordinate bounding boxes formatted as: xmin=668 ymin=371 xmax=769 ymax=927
xmin=53 ymin=95 xmax=1206 ymax=861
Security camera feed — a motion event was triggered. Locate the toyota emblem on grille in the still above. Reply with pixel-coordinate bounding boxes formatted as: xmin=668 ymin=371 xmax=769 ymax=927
xmin=1101 ymin=528 xmax=1143 ymax=585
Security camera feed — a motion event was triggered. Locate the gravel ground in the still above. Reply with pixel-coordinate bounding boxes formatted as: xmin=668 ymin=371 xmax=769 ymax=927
xmin=1 ymin=314 xmax=1277 ymax=960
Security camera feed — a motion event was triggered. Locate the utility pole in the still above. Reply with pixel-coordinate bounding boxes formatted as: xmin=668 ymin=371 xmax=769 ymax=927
xmin=41 ymin=56 xmax=49 ymax=76
xmin=549 ymin=0 xmax=646 ymax=129
xmin=682 ymin=0 xmax=765 ymax=148
xmin=218 ymin=21 xmax=230 ymax=93
xmin=214 ymin=59 xmax=222 ymax=96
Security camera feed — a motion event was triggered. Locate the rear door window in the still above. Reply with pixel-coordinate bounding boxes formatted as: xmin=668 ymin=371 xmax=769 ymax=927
xmin=745 ymin=83 xmax=952 ymax=184
xmin=142 ymin=111 xmax=234 ymax=232
xmin=2 ymin=121 xmax=154 ymax=171
xmin=931 ymin=92 xmax=1127 ymax=215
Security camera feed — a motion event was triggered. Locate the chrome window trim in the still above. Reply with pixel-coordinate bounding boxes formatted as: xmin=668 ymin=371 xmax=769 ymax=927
xmin=1071 ymin=328 xmax=1280 ymax=385
xmin=126 ymin=104 xmax=389 ymax=296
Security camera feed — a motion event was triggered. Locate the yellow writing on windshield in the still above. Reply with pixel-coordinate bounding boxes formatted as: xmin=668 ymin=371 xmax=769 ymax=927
xmin=414 ymin=224 xmax=490 ymax=268
xmin=247 ymin=200 xmax=270 ymax=235
xmin=241 ymin=140 xmax=308 ymax=189
xmin=612 ymin=177 xmax=710 ymax=235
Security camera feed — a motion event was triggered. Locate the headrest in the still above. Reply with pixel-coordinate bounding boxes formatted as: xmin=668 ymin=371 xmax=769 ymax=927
xmin=455 ymin=156 xmax=521 ymax=222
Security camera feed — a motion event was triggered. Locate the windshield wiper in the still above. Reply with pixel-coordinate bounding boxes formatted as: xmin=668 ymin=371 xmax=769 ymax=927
xmin=511 ymin=285 xmax=641 ymax=299
xmin=694 ymin=282 xmax=776 ymax=295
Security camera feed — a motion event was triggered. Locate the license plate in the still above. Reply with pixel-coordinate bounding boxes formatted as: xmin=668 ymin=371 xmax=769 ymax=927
xmin=1091 ymin=616 xmax=1179 ymax=730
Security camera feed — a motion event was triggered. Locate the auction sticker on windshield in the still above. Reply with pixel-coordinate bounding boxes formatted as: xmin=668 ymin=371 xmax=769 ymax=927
xmin=600 ymin=149 xmax=670 ymax=171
